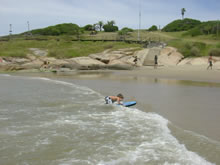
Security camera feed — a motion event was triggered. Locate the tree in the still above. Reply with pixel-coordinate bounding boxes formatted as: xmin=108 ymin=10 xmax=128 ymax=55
xmin=103 ymin=20 xmax=118 ymax=32
xmin=103 ymin=25 xmax=118 ymax=32
xmin=92 ymin=24 xmax=99 ymax=31
xmin=181 ymin=8 xmax=186 ymax=19
xmin=118 ymin=27 xmax=133 ymax=40
xmin=148 ymin=25 xmax=158 ymax=31
xmin=97 ymin=21 xmax=104 ymax=31
xmin=107 ymin=20 xmax=115 ymax=26
xmin=83 ymin=24 xmax=93 ymax=31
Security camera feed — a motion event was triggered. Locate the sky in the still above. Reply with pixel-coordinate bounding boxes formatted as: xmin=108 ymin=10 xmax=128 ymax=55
xmin=0 ymin=0 xmax=220 ymax=36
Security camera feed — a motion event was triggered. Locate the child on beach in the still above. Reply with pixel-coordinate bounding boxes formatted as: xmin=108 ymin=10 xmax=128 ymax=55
xmin=207 ymin=55 xmax=213 ymax=70
xmin=133 ymin=56 xmax=138 ymax=66
xmin=154 ymin=55 xmax=158 ymax=69
xmin=105 ymin=93 xmax=124 ymax=105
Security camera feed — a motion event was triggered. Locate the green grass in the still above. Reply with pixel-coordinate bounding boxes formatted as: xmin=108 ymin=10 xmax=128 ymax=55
xmin=1 ymin=30 xmax=219 ymax=58
xmin=0 ymin=36 xmax=140 ymax=58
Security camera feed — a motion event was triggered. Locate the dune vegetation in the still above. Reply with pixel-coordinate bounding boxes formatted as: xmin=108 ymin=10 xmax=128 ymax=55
xmin=0 ymin=18 xmax=219 ymax=58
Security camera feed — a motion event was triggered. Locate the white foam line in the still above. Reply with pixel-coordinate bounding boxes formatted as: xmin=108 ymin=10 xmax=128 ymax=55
xmin=29 ymin=76 xmax=98 ymax=95
xmin=108 ymin=108 xmax=214 ymax=165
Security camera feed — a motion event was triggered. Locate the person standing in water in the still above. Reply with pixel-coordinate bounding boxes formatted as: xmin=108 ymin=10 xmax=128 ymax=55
xmin=154 ymin=55 xmax=158 ymax=69
xmin=207 ymin=54 xmax=213 ymax=70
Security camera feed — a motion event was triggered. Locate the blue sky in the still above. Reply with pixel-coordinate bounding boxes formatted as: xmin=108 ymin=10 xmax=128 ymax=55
xmin=0 ymin=0 xmax=220 ymax=36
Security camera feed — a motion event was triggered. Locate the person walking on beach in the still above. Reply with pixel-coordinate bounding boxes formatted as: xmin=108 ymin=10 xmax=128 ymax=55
xmin=133 ymin=56 xmax=138 ymax=66
xmin=207 ymin=55 xmax=213 ymax=70
xmin=154 ymin=55 xmax=158 ymax=69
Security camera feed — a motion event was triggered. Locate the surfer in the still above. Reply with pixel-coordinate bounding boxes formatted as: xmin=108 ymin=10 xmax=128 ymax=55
xmin=105 ymin=93 xmax=124 ymax=105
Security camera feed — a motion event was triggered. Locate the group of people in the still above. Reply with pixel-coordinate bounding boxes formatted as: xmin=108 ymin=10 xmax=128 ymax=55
xmin=106 ymin=54 xmax=214 ymax=105
xmin=133 ymin=54 xmax=214 ymax=70
xmin=133 ymin=55 xmax=158 ymax=69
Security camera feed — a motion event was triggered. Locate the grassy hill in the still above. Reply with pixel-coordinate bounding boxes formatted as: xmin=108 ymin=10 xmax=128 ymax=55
xmin=30 ymin=23 xmax=81 ymax=36
xmin=1 ymin=20 xmax=220 ymax=58
xmin=162 ymin=18 xmax=201 ymax=32
xmin=0 ymin=36 xmax=141 ymax=58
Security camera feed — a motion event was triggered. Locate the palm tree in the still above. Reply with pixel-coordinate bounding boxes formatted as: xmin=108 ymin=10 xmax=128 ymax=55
xmin=107 ymin=20 xmax=115 ymax=26
xmin=181 ymin=8 xmax=186 ymax=19
xmin=97 ymin=21 xmax=103 ymax=31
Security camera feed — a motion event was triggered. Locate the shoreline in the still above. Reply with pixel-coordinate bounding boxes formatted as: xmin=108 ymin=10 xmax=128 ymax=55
xmin=4 ymin=65 xmax=220 ymax=142
xmin=2 ymin=66 xmax=220 ymax=164
xmin=53 ymin=66 xmax=220 ymax=141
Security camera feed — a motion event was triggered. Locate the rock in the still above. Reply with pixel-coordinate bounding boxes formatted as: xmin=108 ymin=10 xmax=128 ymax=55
xmin=89 ymin=53 xmax=110 ymax=64
xmin=55 ymin=63 xmax=80 ymax=70
xmin=26 ymin=54 xmax=37 ymax=61
xmin=13 ymin=58 xmax=30 ymax=64
xmin=160 ymin=47 xmax=177 ymax=56
xmin=159 ymin=47 xmax=184 ymax=66
xmin=89 ymin=52 xmax=126 ymax=64
xmin=178 ymin=57 xmax=206 ymax=66
xmin=109 ymin=56 xmax=135 ymax=65
xmin=38 ymin=57 xmax=57 ymax=62
xmin=0 ymin=64 xmax=25 ymax=71
xmin=89 ymin=48 xmax=138 ymax=64
xmin=143 ymin=48 xmax=161 ymax=66
xmin=21 ymin=60 xmax=44 ymax=69
xmin=1 ymin=57 xmax=30 ymax=65
xmin=106 ymin=64 xmax=133 ymax=70
xmin=0 ymin=63 xmax=8 ymax=71
xmin=177 ymin=58 xmax=192 ymax=65
xmin=133 ymin=49 xmax=150 ymax=66
xmin=70 ymin=57 xmax=105 ymax=65
xmin=29 ymin=48 xmax=48 ymax=56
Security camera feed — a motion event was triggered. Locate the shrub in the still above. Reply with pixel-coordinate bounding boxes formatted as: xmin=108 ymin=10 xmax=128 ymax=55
xmin=148 ymin=25 xmax=158 ymax=31
xmin=186 ymin=21 xmax=220 ymax=37
xmin=190 ymin=47 xmax=200 ymax=57
xmin=103 ymin=25 xmax=119 ymax=32
xmin=83 ymin=24 xmax=93 ymax=31
xmin=31 ymin=23 xmax=81 ymax=36
xmin=169 ymin=41 xmax=207 ymax=58
xmin=120 ymin=27 xmax=133 ymax=32
xmin=118 ymin=27 xmax=133 ymax=36
xmin=209 ymin=48 xmax=220 ymax=57
xmin=162 ymin=18 xmax=201 ymax=32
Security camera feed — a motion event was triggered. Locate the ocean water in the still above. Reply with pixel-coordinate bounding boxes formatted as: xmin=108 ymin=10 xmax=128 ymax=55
xmin=0 ymin=74 xmax=217 ymax=165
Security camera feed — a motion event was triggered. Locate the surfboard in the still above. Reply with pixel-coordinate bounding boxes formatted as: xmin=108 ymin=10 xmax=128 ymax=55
xmin=123 ymin=101 xmax=136 ymax=107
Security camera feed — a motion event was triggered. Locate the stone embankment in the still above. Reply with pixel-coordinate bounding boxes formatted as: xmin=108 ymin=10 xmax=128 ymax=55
xmin=0 ymin=47 xmax=220 ymax=72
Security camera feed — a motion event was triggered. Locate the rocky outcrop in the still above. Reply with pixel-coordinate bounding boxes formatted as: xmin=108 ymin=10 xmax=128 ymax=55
xmin=133 ymin=49 xmax=150 ymax=66
xmin=159 ymin=47 xmax=184 ymax=66
xmin=143 ymin=48 xmax=161 ymax=66
xmin=29 ymin=48 xmax=48 ymax=56
xmin=178 ymin=56 xmax=220 ymax=66
xmin=2 ymin=46 xmax=220 ymax=72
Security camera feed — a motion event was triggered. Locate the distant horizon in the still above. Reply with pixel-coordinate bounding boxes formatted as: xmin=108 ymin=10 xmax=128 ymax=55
xmin=1 ymin=0 xmax=220 ymax=36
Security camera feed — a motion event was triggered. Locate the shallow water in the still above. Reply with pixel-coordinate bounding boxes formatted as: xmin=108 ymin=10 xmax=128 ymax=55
xmin=0 ymin=74 xmax=219 ymax=165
